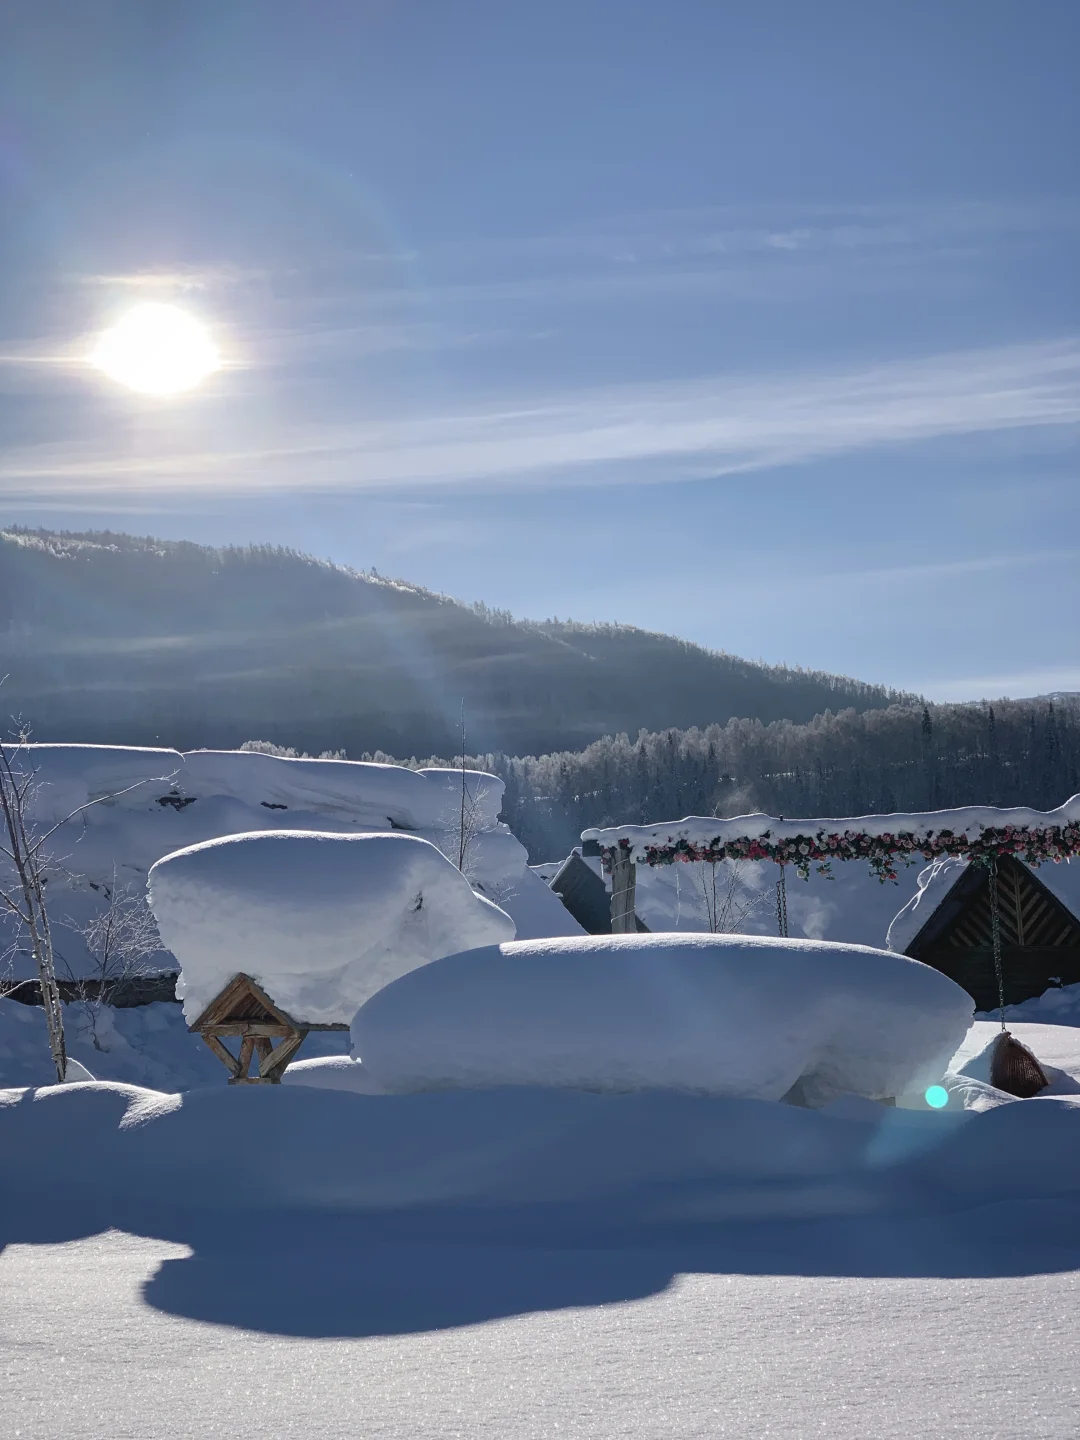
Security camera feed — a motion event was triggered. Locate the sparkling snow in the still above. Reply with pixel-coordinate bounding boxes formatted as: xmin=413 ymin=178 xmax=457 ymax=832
xmin=4 ymin=1075 xmax=1080 ymax=1438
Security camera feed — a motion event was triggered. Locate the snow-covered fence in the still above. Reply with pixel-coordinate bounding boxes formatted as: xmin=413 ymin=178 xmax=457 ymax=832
xmin=583 ymin=798 xmax=1080 ymax=935
xmin=583 ymin=798 xmax=1080 ymax=883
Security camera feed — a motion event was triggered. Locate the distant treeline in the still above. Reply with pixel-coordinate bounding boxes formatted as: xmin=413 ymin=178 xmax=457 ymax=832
xmin=364 ymin=697 xmax=1080 ymax=861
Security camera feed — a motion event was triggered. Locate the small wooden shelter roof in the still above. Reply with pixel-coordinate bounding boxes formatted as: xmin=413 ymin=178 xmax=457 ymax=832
xmin=187 ymin=971 xmax=299 ymax=1033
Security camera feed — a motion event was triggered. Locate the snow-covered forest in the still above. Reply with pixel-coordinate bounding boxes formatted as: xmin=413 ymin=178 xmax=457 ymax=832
xmin=363 ymin=696 xmax=1080 ymax=860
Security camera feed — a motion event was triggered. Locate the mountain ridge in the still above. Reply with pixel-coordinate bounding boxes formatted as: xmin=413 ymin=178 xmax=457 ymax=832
xmin=0 ymin=525 xmax=917 ymax=757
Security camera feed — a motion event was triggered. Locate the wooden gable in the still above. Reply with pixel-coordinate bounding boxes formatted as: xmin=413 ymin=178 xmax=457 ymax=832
xmin=187 ymin=971 xmax=297 ymax=1032
xmin=906 ymin=854 xmax=1080 ymax=1010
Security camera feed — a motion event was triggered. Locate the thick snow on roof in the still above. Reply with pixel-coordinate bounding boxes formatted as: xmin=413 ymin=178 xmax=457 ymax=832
xmin=1 ymin=745 xmax=579 ymax=983
xmin=150 ymin=831 xmax=516 ymax=1025
xmin=583 ymin=797 xmax=1080 ymax=859
xmin=886 ymin=853 xmax=1080 ymax=953
xmin=352 ymin=933 xmax=973 ymax=1103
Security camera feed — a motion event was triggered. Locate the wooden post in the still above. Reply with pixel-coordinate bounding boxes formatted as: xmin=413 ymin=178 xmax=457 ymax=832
xmin=610 ymin=851 xmax=638 ymax=934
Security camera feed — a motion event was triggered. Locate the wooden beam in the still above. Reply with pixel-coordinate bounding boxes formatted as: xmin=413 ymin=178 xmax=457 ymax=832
xmin=610 ymin=852 xmax=637 ymax=934
xmin=201 ymin=1032 xmax=241 ymax=1077
xmin=236 ymin=1035 xmax=256 ymax=1080
xmin=260 ymin=1030 xmax=307 ymax=1080
xmin=201 ymin=1021 xmax=293 ymax=1038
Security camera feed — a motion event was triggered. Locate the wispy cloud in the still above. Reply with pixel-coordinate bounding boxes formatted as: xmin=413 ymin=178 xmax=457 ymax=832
xmin=2 ymin=335 xmax=1077 ymax=500
xmin=75 ymin=263 xmax=277 ymax=292
xmin=919 ymin=666 xmax=1080 ymax=704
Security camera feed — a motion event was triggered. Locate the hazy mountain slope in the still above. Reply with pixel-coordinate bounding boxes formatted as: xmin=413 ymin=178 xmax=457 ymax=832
xmin=0 ymin=528 xmax=912 ymax=755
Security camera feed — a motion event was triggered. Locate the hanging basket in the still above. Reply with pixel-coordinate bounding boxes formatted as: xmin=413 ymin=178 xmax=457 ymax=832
xmin=989 ymin=1030 xmax=1049 ymax=1099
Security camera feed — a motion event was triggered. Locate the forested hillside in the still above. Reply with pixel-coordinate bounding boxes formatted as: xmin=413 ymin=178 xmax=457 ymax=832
xmin=376 ymin=698 xmax=1080 ymax=860
xmin=0 ymin=527 xmax=909 ymax=756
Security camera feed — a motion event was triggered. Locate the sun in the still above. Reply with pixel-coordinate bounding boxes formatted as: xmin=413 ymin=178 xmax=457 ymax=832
xmin=91 ymin=303 xmax=220 ymax=396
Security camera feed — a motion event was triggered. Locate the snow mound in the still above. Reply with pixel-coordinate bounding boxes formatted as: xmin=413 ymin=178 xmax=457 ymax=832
xmin=0 ymin=1077 xmax=969 ymax=1224
xmin=352 ymin=933 xmax=974 ymax=1104
xmin=1 ymin=745 xmax=578 ymax=998
xmin=982 ymin=980 xmax=1080 ymax=1027
xmin=282 ymin=1056 xmax=386 ymax=1093
xmin=149 ymin=831 xmax=516 ymax=1025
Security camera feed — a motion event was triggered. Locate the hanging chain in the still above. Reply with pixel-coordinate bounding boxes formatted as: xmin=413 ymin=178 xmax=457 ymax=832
xmin=776 ymin=863 xmax=789 ymax=938
xmin=988 ymin=853 xmax=1006 ymax=1031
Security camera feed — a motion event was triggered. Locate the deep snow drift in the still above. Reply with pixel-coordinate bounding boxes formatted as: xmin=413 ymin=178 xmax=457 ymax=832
xmin=150 ymin=830 xmax=516 ymax=1025
xmin=4 ymin=1058 xmax=1080 ymax=1232
xmin=351 ymin=933 xmax=974 ymax=1103
xmin=0 ymin=744 xmax=580 ymax=986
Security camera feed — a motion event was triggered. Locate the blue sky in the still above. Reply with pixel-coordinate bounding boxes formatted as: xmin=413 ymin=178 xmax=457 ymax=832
xmin=2 ymin=1 xmax=1079 ymax=702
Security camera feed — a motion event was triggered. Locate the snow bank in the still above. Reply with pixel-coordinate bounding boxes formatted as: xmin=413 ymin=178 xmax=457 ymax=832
xmin=0 ymin=1078 xmax=962 ymax=1223
xmin=8 ymin=1067 xmax=1080 ymax=1235
xmin=0 ymin=997 xmax=226 ymax=1093
xmin=352 ymin=933 xmax=974 ymax=1104
xmin=149 ymin=831 xmax=516 ymax=1025
xmin=981 ymin=980 xmax=1080 ymax=1027
xmin=1 ymin=746 xmax=578 ymax=996
xmin=282 ymin=1056 xmax=386 ymax=1094
xmin=17 ymin=744 xmax=183 ymax=824
xmin=182 ymin=751 xmax=451 ymax=830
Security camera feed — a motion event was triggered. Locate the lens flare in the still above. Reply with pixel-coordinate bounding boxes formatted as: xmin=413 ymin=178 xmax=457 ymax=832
xmin=91 ymin=303 xmax=219 ymax=395
xmin=924 ymin=1084 xmax=949 ymax=1109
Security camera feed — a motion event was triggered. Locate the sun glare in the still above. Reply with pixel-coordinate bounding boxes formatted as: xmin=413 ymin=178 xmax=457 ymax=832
xmin=91 ymin=303 xmax=220 ymax=396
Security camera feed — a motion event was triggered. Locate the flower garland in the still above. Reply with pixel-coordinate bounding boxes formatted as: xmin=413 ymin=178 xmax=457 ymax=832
xmin=601 ymin=818 xmax=1080 ymax=884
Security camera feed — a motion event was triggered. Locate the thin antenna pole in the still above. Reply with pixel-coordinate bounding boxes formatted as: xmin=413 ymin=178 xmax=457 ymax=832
xmin=458 ymin=699 xmax=467 ymax=871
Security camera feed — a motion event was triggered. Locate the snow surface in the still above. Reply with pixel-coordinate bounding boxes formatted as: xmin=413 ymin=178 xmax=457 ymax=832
xmin=583 ymin=795 xmax=1080 ymax=858
xmin=150 ymin=830 xmax=516 ymax=1025
xmin=282 ymin=1055 xmax=386 ymax=1093
xmin=4 ymin=1230 xmax=1080 ymax=1440
xmin=1 ymin=744 xmax=580 ymax=989
xmin=980 ymin=978 xmax=1080 ymax=1027
xmin=6 ymin=1037 xmax=1080 ymax=1436
xmin=950 ymin=1021 xmax=1080 ymax=1090
xmin=4 ymin=1070 xmax=1078 ymax=1229
xmin=351 ymin=933 xmax=973 ymax=1103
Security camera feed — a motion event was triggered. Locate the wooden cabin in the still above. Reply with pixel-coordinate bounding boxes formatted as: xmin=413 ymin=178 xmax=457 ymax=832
xmin=904 ymin=853 xmax=1080 ymax=1011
